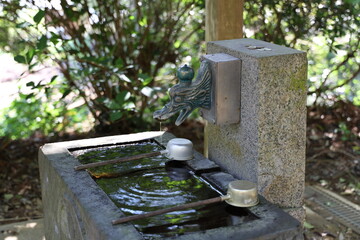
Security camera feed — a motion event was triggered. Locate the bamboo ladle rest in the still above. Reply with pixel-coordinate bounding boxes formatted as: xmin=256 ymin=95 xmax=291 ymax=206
xmin=112 ymin=180 xmax=259 ymax=225
xmin=74 ymin=138 xmax=193 ymax=171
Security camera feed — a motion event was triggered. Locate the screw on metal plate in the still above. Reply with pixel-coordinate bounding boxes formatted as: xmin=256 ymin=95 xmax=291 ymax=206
xmin=246 ymin=45 xmax=271 ymax=51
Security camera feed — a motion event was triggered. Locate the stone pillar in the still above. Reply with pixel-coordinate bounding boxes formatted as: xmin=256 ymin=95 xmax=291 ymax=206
xmin=204 ymin=38 xmax=307 ymax=222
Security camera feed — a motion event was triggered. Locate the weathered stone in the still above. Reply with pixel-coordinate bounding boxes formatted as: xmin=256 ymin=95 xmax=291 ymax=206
xmin=38 ymin=133 xmax=152 ymax=240
xmin=283 ymin=207 xmax=306 ymax=224
xmin=39 ymin=131 xmax=302 ymax=239
xmin=201 ymin=172 xmax=237 ymax=192
xmin=186 ymin=152 xmax=220 ymax=173
xmin=205 ymin=39 xmax=307 ymax=218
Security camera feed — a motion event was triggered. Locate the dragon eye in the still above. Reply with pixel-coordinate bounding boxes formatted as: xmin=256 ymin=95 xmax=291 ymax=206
xmin=174 ymin=96 xmax=182 ymax=102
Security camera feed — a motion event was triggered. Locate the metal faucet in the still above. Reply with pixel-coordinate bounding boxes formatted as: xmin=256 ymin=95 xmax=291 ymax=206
xmin=153 ymin=60 xmax=212 ymax=126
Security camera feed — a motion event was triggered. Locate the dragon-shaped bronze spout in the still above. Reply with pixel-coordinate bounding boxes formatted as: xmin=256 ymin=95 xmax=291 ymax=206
xmin=153 ymin=60 xmax=212 ymax=126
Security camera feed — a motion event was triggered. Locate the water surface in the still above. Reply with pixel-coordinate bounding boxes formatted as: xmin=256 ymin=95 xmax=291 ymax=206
xmin=73 ymin=140 xmax=256 ymax=239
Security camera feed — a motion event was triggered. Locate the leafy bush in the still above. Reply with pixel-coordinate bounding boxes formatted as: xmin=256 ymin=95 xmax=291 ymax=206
xmin=0 ymin=0 xmax=205 ymax=137
xmin=2 ymin=0 xmax=359 ymax=140
xmin=244 ymin=0 xmax=360 ymax=105
xmin=0 ymin=76 xmax=89 ymax=139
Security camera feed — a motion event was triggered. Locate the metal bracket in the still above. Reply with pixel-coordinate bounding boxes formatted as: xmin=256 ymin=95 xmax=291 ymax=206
xmin=153 ymin=53 xmax=241 ymax=126
xmin=200 ymin=53 xmax=241 ymax=125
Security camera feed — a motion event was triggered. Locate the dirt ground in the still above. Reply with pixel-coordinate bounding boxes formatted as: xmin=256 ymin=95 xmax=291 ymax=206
xmin=0 ymin=101 xmax=359 ymax=239
xmin=305 ymin=102 xmax=360 ymax=205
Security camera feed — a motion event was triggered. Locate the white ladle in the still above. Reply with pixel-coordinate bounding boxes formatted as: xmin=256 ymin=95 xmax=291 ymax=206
xmin=112 ymin=180 xmax=259 ymax=225
xmin=74 ymin=138 xmax=193 ymax=171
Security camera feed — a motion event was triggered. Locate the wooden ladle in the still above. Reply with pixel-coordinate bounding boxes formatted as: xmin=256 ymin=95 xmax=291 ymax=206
xmin=74 ymin=138 xmax=193 ymax=171
xmin=112 ymin=180 xmax=258 ymax=225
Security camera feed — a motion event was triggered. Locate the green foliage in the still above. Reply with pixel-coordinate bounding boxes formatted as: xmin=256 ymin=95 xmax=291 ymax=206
xmin=0 ymin=0 xmax=204 ymax=138
xmin=0 ymin=78 xmax=88 ymax=140
xmin=3 ymin=0 xmax=358 ymax=140
xmin=303 ymin=221 xmax=315 ymax=229
xmin=33 ymin=10 xmax=45 ymax=24
xmin=0 ymin=93 xmax=58 ymax=139
xmin=244 ymin=0 xmax=360 ymax=106
xmin=337 ymin=122 xmax=357 ymax=141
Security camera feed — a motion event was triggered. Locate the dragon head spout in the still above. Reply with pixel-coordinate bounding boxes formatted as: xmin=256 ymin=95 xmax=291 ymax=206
xmin=153 ymin=61 xmax=212 ymax=126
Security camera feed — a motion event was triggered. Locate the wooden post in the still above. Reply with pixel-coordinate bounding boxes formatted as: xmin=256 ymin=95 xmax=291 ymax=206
xmin=204 ymin=0 xmax=244 ymax=157
xmin=204 ymin=0 xmax=244 ymax=156
xmin=205 ymin=0 xmax=244 ymax=41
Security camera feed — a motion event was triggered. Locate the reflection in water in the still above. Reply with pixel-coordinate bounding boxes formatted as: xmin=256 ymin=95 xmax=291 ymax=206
xmin=73 ymin=140 xmax=257 ymax=239
xmin=165 ymin=161 xmax=192 ymax=181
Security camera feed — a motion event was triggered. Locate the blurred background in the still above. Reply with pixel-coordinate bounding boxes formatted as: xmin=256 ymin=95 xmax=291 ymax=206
xmin=0 ymin=0 xmax=359 ymax=238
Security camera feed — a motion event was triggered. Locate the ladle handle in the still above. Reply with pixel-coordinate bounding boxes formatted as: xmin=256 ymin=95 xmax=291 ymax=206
xmin=74 ymin=151 xmax=162 ymax=171
xmin=112 ymin=195 xmax=229 ymax=225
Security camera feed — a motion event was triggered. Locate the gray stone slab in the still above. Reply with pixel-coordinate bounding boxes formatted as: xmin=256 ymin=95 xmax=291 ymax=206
xmin=208 ymin=38 xmax=303 ymax=58
xmin=186 ymin=151 xmax=220 ymax=173
xmin=154 ymin=133 xmax=220 ymax=173
xmin=205 ymin=39 xmax=307 ymax=216
xmin=201 ymin=172 xmax=237 ymax=192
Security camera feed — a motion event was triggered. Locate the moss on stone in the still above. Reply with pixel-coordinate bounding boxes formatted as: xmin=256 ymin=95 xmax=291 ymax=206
xmin=289 ymin=63 xmax=307 ymax=92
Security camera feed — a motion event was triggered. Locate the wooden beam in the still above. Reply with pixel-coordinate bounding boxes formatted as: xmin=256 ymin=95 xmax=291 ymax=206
xmin=205 ymin=0 xmax=244 ymax=42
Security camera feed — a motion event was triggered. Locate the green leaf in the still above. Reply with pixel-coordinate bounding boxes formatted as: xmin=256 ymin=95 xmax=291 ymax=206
xmin=303 ymin=221 xmax=314 ymax=229
xmin=334 ymin=44 xmax=344 ymax=49
xmin=144 ymin=78 xmax=152 ymax=86
xmin=4 ymin=194 xmax=13 ymax=201
xmin=14 ymin=55 xmax=26 ymax=64
xmin=110 ymin=111 xmax=123 ymax=121
xmin=37 ymin=35 xmax=47 ymax=50
xmin=120 ymin=74 xmax=131 ymax=83
xmin=115 ymin=58 xmax=124 ymax=67
xmin=124 ymin=102 xmax=135 ymax=110
xmin=26 ymin=48 xmax=36 ymax=64
xmin=29 ymin=62 xmax=39 ymax=71
xmin=139 ymin=74 xmax=152 ymax=86
xmin=50 ymin=32 xmax=60 ymax=44
xmin=16 ymin=22 xmax=32 ymax=28
xmin=96 ymin=97 xmax=106 ymax=103
xmin=115 ymin=91 xmax=129 ymax=105
xmin=108 ymin=100 xmax=121 ymax=110
xmin=61 ymin=89 xmax=71 ymax=99
xmin=139 ymin=17 xmax=147 ymax=27
xmin=174 ymin=40 xmax=181 ymax=48
xmin=35 ymin=81 xmax=45 ymax=88
xmin=33 ymin=10 xmax=45 ymax=24
xmin=26 ymin=82 xmax=35 ymax=87
xmin=143 ymin=77 xmax=152 ymax=86
xmin=50 ymin=75 xmax=58 ymax=83
xmin=63 ymin=8 xmax=83 ymax=21
xmin=25 ymin=93 xmax=35 ymax=99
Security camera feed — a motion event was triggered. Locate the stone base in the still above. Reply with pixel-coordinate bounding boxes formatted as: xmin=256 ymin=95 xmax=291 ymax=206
xmin=39 ymin=132 xmax=302 ymax=240
xmin=283 ymin=206 xmax=306 ymax=225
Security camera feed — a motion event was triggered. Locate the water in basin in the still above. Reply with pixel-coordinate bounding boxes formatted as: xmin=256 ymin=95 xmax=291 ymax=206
xmin=72 ymin=140 xmax=257 ymax=239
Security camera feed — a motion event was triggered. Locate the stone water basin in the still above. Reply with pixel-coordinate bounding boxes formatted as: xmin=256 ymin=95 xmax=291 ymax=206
xmin=72 ymin=140 xmax=256 ymax=239
xmin=39 ymin=131 xmax=302 ymax=240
